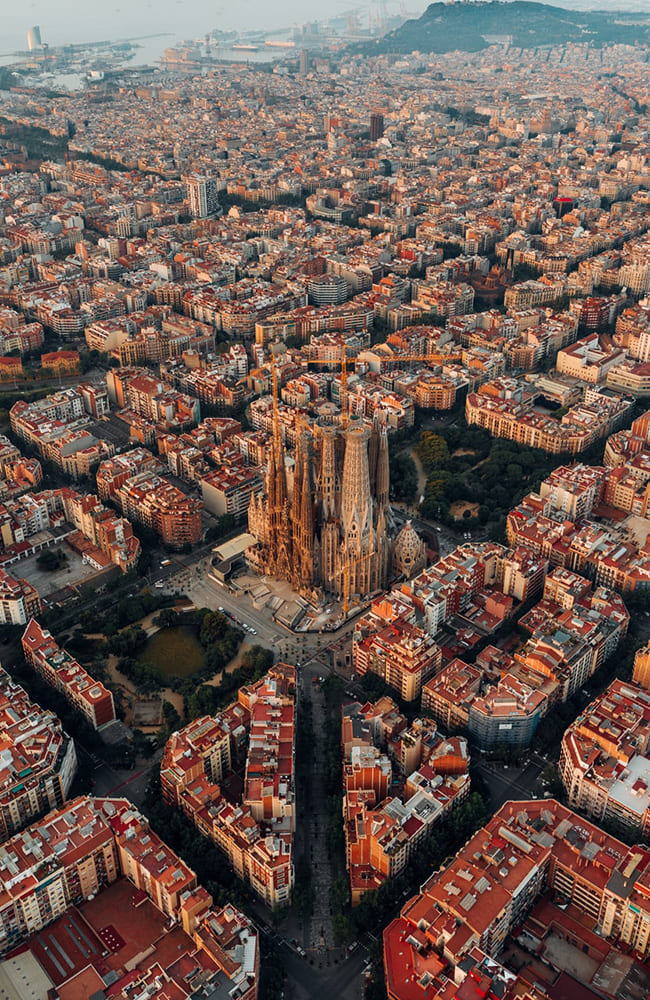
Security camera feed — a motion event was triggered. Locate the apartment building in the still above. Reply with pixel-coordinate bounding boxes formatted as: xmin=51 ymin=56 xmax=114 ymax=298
xmin=353 ymin=596 xmax=442 ymax=702
xmin=60 ymin=488 xmax=140 ymax=572
xmin=0 ymin=668 xmax=76 ymax=842
xmin=0 ymin=796 xmax=121 ymax=953
xmin=96 ymin=447 xmax=162 ymax=500
xmin=384 ymin=799 xmax=650 ymax=1000
xmin=0 ymin=794 xmax=259 ymax=999
xmin=507 ymin=488 xmax=650 ymax=596
xmin=10 ymin=387 xmax=114 ymax=480
xmin=97 ymin=449 xmax=203 ymax=547
xmin=422 ymin=648 xmax=546 ymax=752
xmin=201 ymin=464 xmax=262 ymax=518
xmin=399 ymin=541 xmax=546 ymax=641
xmin=117 ymin=471 xmax=203 ymax=547
xmin=422 ymin=660 xmax=483 ymax=732
xmin=161 ymin=664 xmax=295 ymax=908
xmin=0 ymin=567 xmax=41 ymax=624
xmin=633 ymin=640 xmax=650 ymax=690
xmin=559 ymin=678 xmax=650 ymax=835
xmin=22 ymin=620 xmax=116 ymax=731
xmin=538 ymin=463 xmax=607 ymax=520
xmin=466 ymin=378 xmax=632 ymax=455
xmin=420 ymin=566 xmax=627 ymax=743
xmin=556 ymin=334 xmax=625 ymax=383
xmin=342 ymin=699 xmax=470 ymax=904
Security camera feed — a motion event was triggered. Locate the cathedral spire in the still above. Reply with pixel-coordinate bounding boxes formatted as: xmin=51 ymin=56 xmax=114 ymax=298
xmin=319 ymin=425 xmax=340 ymax=521
xmin=299 ymin=448 xmax=314 ymax=587
xmin=341 ymin=421 xmax=372 ymax=541
xmin=375 ymin=416 xmax=390 ymax=513
xmin=368 ymin=411 xmax=380 ymax=496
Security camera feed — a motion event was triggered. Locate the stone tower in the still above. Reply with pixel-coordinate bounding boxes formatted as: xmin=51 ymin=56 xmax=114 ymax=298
xmin=292 ymin=433 xmax=315 ymax=589
xmin=266 ymin=436 xmax=292 ymax=581
xmin=247 ymin=407 xmax=422 ymax=606
xmin=341 ymin=422 xmax=372 ymax=544
xmin=375 ymin=420 xmax=390 ymax=514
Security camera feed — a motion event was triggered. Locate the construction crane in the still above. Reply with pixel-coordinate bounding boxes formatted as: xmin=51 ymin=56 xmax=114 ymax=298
xmin=269 ymin=348 xmax=313 ymax=446
xmin=306 ymin=347 xmax=464 ymax=425
xmin=340 ymin=351 xmax=349 ymax=430
xmin=383 ymin=351 xmax=465 ymax=367
xmin=270 ymin=343 xmax=464 ymax=441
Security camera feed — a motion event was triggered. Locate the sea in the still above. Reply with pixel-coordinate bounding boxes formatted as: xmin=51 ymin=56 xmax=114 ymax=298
xmin=0 ymin=0 xmax=367 ymax=67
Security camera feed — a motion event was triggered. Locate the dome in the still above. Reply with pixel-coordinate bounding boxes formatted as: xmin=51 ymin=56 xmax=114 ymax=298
xmin=392 ymin=520 xmax=426 ymax=579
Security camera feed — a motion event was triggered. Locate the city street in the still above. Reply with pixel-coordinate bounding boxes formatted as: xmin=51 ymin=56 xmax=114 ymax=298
xmin=277 ymin=939 xmax=367 ymax=1000
xmin=474 ymin=751 xmax=550 ymax=811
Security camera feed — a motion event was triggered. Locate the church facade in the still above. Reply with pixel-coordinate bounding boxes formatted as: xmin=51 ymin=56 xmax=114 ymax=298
xmin=248 ymin=414 xmax=424 ymax=603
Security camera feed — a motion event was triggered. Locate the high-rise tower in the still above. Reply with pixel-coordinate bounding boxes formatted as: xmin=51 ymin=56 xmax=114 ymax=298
xmin=370 ymin=112 xmax=385 ymax=141
xmin=185 ymin=174 xmax=220 ymax=218
xmin=27 ymin=26 xmax=42 ymax=51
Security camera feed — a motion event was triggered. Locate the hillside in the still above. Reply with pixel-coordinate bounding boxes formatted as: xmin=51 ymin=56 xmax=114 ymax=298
xmin=360 ymin=1 xmax=650 ymax=55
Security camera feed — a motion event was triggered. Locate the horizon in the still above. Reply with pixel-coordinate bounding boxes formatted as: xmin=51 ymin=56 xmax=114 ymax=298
xmin=4 ymin=0 xmax=650 ymax=58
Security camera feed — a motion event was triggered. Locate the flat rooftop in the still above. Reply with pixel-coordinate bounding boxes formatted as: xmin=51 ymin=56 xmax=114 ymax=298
xmin=16 ymin=879 xmax=202 ymax=998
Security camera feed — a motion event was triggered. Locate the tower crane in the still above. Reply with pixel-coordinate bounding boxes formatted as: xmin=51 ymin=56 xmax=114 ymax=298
xmin=269 ymin=349 xmax=282 ymax=453
xmin=306 ymin=346 xmax=464 ymax=426
xmin=307 ymin=347 xmax=463 ymax=430
xmin=269 ymin=342 xmax=464 ymax=442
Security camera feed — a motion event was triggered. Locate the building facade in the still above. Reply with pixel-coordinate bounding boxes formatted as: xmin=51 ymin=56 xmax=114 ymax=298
xmin=22 ymin=620 xmax=116 ymax=730
xmin=248 ymin=413 xmax=399 ymax=603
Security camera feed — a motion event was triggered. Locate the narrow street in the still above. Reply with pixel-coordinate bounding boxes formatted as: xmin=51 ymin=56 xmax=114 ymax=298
xmin=300 ymin=665 xmax=338 ymax=955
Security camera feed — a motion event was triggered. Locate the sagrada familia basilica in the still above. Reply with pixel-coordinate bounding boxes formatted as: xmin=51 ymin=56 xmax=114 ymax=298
xmin=247 ymin=412 xmax=427 ymax=604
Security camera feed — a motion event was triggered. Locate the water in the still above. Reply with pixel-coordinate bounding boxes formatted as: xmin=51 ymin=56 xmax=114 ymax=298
xmin=137 ymin=624 xmax=205 ymax=678
xmin=2 ymin=0 xmax=632 ymax=68
xmin=1 ymin=0 xmax=375 ymax=65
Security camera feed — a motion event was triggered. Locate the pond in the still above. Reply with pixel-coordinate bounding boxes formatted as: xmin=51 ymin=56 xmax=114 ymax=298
xmin=136 ymin=625 xmax=205 ymax=678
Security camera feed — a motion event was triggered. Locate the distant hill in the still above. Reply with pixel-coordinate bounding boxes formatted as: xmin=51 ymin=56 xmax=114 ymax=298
xmin=358 ymin=1 xmax=650 ymax=55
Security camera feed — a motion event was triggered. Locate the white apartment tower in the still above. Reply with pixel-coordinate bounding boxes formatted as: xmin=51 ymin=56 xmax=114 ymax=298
xmin=186 ymin=175 xmax=220 ymax=218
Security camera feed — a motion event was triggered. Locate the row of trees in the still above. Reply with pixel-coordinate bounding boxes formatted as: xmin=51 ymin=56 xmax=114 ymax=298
xmin=77 ymin=588 xmax=174 ymax=637
xmin=293 ymin=690 xmax=316 ymax=920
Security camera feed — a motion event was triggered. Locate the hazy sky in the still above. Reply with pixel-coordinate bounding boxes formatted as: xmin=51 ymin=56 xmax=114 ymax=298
xmin=3 ymin=0 xmax=409 ymax=53
xmin=4 ymin=0 xmax=647 ymax=58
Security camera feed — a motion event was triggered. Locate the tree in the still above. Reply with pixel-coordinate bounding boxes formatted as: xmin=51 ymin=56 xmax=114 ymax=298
xmin=37 ymin=548 xmax=67 ymax=571
xmin=540 ymin=764 xmax=564 ymax=798
xmin=293 ymin=857 xmax=315 ymax=918
xmin=420 ymin=472 xmax=451 ymax=518
xmin=199 ymin=611 xmax=231 ymax=647
xmin=153 ymin=608 xmax=180 ymax=629
xmin=332 ymin=912 xmax=353 ymax=946
xmin=416 ymin=432 xmax=449 ymax=473
xmin=330 ymin=877 xmax=351 ymax=913
xmin=389 ymin=452 xmax=418 ymax=504
xmin=205 ymin=514 xmax=237 ymax=543
xmin=160 ymin=699 xmax=181 ymax=737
